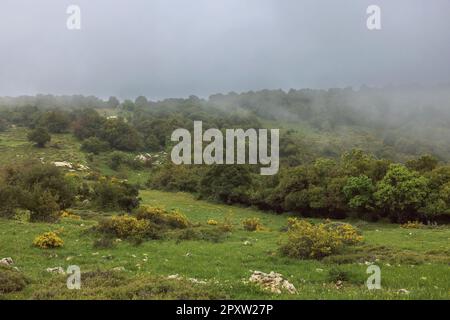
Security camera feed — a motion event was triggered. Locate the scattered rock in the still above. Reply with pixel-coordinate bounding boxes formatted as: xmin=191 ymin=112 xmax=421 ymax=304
xmin=188 ymin=278 xmax=207 ymax=285
xmin=248 ymin=271 xmax=297 ymax=294
xmin=112 ymin=266 xmax=125 ymax=272
xmin=315 ymin=268 xmax=324 ymax=272
xmin=243 ymin=241 xmax=251 ymax=246
xmin=46 ymin=267 xmax=65 ymax=275
xmin=53 ymin=161 xmax=73 ymax=169
xmin=397 ymin=288 xmax=410 ymax=294
xmin=167 ymin=274 xmax=182 ymax=280
xmin=0 ymin=257 xmax=14 ymax=266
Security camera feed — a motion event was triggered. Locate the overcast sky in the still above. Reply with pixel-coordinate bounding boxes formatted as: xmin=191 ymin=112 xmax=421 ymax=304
xmin=1 ymin=0 xmax=449 ymax=99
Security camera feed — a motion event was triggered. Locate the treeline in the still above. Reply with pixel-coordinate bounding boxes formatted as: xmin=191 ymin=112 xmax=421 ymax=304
xmin=0 ymin=99 xmax=260 ymax=153
xmin=149 ymin=150 xmax=450 ymax=224
xmin=2 ymin=86 xmax=450 ymax=161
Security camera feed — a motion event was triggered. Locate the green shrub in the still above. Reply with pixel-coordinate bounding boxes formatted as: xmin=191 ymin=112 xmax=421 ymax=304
xmin=27 ymin=189 xmax=60 ymax=222
xmin=93 ymin=237 xmax=116 ymax=249
xmin=0 ymin=266 xmax=28 ymax=294
xmin=175 ymin=226 xmax=228 ymax=243
xmin=0 ymin=161 xmax=77 ymax=222
xmin=91 ymin=178 xmax=140 ymax=212
xmin=27 ymin=127 xmax=51 ymax=147
xmin=81 ymin=137 xmax=110 ymax=154
xmin=327 ymin=267 xmax=354 ymax=283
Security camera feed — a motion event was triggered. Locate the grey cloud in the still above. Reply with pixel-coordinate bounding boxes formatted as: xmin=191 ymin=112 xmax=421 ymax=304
xmin=0 ymin=0 xmax=449 ymax=99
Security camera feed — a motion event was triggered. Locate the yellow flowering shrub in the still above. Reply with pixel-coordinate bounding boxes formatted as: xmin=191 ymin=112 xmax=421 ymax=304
xmin=97 ymin=215 xmax=150 ymax=239
xmin=281 ymin=219 xmax=363 ymax=259
xmin=60 ymin=210 xmax=81 ymax=220
xmin=135 ymin=206 xmax=190 ymax=229
xmin=324 ymin=221 xmax=363 ymax=245
xmin=207 ymin=219 xmax=218 ymax=225
xmin=400 ymin=221 xmax=425 ymax=229
xmin=33 ymin=232 xmax=64 ymax=249
xmin=218 ymin=211 xmax=234 ymax=232
xmin=242 ymin=217 xmax=263 ymax=231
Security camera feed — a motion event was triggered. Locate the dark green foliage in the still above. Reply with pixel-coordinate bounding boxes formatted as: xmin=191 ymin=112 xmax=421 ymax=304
xmin=109 ymin=151 xmax=142 ymax=171
xmin=199 ymin=165 xmax=253 ymax=204
xmin=36 ymin=110 xmax=71 ymax=133
xmin=91 ymin=179 xmax=140 ymax=211
xmin=72 ymin=108 xmax=105 ymax=140
xmin=375 ymin=164 xmax=429 ymax=222
xmin=0 ymin=118 xmax=9 ymax=132
xmin=406 ymin=154 xmax=439 ymax=173
xmin=81 ymin=137 xmax=110 ymax=154
xmin=27 ymin=127 xmax=51 ymax=147
xmin=99 ymin=118 xmax=143 ymax=151
xmin=0 ymin=161 xmax=77 ymax=221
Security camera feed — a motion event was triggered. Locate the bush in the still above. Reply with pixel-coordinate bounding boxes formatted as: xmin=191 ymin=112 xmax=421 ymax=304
xmin=60 ymin=210 xmax=81 ymax=220
xmin=91 ymin=178 xmax=140 ymax=211
xmin=0 ymin=185 xmax=20 ymax=218
xmin=0 ymin=266 xmax=28 ymax=294
xmin=280 ymin=219 xmax=362 ymax=260
xmin=109 ymin=151 xmax=142 ymax=171
xmin=96 ymin=215 xmax=150 ymax=239
xmin=217 ymin=212 xmax=234 ymax=232
xmin=175 ymin=227 xmax=228 ymax=243
xmin=323 ymin=221 xmax=363 ymax=245
xmin=400 ymin=221 xmax=425 ymax=229
xmin=81 ymin=137 xmax=110 ymax=154
xmin=27 ymin=127 xmax=51 ymax=147
xmin=135 ymin=206 xmax=190 ymax=229
xmin=33 ymin=231 xmax=64 ymax=249
xmin=242 ymin=217 xmax=263 ymax=231
xmin=93 ymin=237 xmax=116 ymax=249
xmin=281 ymin=219 xmax=343 ymax=259
xmin=27 ymin=189 xmax=61 ymax=222
xmin=0 ymin=161 xmax=77 ymax=222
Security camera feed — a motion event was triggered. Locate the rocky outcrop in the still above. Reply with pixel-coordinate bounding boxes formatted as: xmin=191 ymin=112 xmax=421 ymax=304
xmin=248 ymin=270 xmax=297 ymax=294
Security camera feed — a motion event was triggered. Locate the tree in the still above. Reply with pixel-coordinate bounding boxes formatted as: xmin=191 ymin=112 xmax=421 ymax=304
xmin=99 ymin=118 xmax=143 ymax=151
xmin=406 ymin=155 xmax=439 ymax=173
xmin=199 ymin=165 xmax=252 ymax=204
xmin=135 ymin=96 xmax=149 ymax=108
xmin=375 ymin=164 xmax=429 ymax=222
xmin=107 ymin=96 xmax=120 ymax=109
xmin=343 ymin=175 xmax=375 ymax=217
xmin=0 ymin=118 xmax=8 ymax=132
xmin=80 ymin=137 xmax=110 ymax=155
xmin=37 ymin=110 xmax=71 ymax=133
xmin=27 ymin=127 xmax=51 ymax=147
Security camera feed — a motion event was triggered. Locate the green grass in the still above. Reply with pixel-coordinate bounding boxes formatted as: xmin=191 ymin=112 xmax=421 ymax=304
xmin=1 ymin=190 xmax=449 ymax=300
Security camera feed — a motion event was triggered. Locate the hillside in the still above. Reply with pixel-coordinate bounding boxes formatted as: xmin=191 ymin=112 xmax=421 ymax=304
xmin=0 ymin=119 xmax=449 ymax=300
